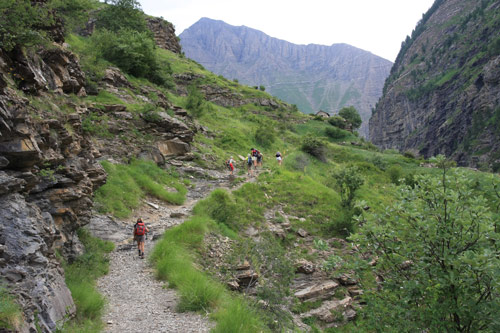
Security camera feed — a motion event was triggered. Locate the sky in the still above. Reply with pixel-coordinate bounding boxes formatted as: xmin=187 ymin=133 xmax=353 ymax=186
xmin=137 ymin=0 xmax=435 ymax=62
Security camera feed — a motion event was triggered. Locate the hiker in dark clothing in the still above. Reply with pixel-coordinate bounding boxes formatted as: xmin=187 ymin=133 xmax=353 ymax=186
xmin=133 ymin=218 xmax=149 ymax=259
xmin=247 ymin=153 xmax=254 ymax=176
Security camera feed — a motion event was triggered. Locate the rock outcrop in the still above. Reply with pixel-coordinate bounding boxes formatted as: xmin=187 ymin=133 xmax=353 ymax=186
xmin=146 ymin=17 xmax=182 ymax=54
xmin=0 ymin=46 xmax=104 ymax=331
xmin=370 ymin=0 xmax=500 ymax=170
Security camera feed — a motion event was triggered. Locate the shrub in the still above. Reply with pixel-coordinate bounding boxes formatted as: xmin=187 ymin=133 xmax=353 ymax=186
xmin=327 ymin=115 xmax=347 ymax=129
xmin=386 ymin=164 xmax=403 ymax=185
xmin=301 ymin=135 xmax=326 ymax=161
xmin=185 ymin=84 xmax=206 ymax=117
xmin=351 ymin=156 xmax=500 ymax=332
xmin=370 ymin=155 xmax=387 ymax=171
xmin=91 ymin=29 xmax=161 ymax=83
xmin=0 ymin=0 xmax=53 ymax=51
xmin=325 ymin=126 xmax=348 ymax=140
xmin=95 ymin=0 xmax=147 ymax=33
xmin=193 ymin=189 xmax=239 ymax=230
xmin=339 ymin=106 xmax=362 ymax=130
xmin=403 ymin=150 xmax=416 ymax=159
xmin=51 ymin=0 xmax=99 ymax=34
xmin=332 ymin=166 xmax=364 ymax=207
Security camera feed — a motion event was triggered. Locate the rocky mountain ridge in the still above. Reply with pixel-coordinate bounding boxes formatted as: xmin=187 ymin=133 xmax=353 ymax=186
xmin=179 ymin=18 xmax=393 ymax=136
xmin=370 ymin=0 xmax=500 ymax=169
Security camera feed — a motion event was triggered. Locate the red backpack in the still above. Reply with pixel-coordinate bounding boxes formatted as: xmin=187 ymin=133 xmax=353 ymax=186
xmin=135 ymin=222 xmax=146 ymax=236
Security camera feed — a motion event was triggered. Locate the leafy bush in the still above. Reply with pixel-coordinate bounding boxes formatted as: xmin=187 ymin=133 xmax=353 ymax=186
xmin=403 ymin=150 xmax=416 ymax=159
xmin=325 ymin=126 xmax=349 ymax=140
xmin=351 ymin=156 xmax=500 ymax=332
xmin=0 ymin=0 xmax=53 ymax=51
xmin=185 ymin=84 xmax=206 ymax=117
xmin=91 ymin=29 xmax=165 ymax=84
xmin=301 ymin=135 xmax=326 ymax=161
xmin=386 ymin=164 xmax=403 ymax=185
xmin=332 ymin=166 xmax=364 ymax=207
xmin=327 ymin=115 xmax=347 ymax=129
xmin=370 ymin=155 xmax=387 ymax=171
xmin=95 ymin=0 xmax=147 ymax=33
xmin=51 ymin=0 xmax=99 ymax=34
xmin=338 ymin=106 xmax=362 ymax=130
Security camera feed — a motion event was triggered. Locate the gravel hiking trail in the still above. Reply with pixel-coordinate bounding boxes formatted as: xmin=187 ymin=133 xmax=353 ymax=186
xmin=97 ymin=169 xmax=259 ymax=332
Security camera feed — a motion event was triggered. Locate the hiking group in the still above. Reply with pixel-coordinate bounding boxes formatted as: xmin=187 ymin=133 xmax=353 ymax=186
xmin=226 ymin=148 xmax=283 ymax=176
xmin=133 ymin=218 xmax=149 ymax=259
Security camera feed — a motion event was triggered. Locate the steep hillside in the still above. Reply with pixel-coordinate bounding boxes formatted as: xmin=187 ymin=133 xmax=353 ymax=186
xmin=179 ymin=18 xmax=392 ymax=136
xmin=370 ymin=0 xmax=500 ymax=170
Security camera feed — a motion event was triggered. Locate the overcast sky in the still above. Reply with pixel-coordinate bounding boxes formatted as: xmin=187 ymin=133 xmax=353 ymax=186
xmin=137 ymin=0 xmax=435 ymax=61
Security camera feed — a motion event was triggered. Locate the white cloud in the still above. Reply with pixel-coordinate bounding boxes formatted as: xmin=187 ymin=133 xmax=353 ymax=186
xmin=138 ymin=0 xmax=434 ymax=61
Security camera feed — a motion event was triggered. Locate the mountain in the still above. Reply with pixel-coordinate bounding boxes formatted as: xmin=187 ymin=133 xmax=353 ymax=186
xmin=370 ymin=0 xmax=500 ymax=170
xmin=179 ymin=18 xmax=393 ymax=136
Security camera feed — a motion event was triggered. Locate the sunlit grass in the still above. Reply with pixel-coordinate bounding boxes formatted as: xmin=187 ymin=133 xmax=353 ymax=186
xmin=95 ymin=159 xmax=187 ymax=218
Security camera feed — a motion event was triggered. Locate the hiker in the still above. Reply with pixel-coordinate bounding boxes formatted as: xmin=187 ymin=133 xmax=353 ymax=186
xmin=276 ymin=151 xmax=283 ymax=166
xmin=256 ymin=151 xmax=263 ymax=168
xmin=247 ymin=153 xmax=254 ymax=176
xmin=251 ymin=148 xmax=258 ymax=168
xmin=226 ymin=156 xmax=235 ymax=175
xmin=133 ymin=218 xmax=149 ymax=259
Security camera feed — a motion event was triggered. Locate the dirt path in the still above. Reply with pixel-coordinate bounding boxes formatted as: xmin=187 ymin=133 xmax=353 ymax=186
xmin=96 ymin=169 xmax=260 ymax=332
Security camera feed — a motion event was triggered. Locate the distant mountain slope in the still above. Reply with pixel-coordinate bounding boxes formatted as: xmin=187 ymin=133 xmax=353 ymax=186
xmin=179 ymin=18 xmax=392 ymax=136
xmin=370 ymin=0 xmax=500 ymax=170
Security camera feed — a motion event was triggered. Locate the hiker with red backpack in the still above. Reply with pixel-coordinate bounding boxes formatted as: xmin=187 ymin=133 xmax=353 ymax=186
xmin=133 ymin=218 xmax=149 ymax=259
xmin=226 ymin=156 xmax=235 ymax=175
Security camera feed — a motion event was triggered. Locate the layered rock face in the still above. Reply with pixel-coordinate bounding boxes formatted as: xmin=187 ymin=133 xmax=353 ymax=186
xmin=370 ymin=0 xmax=500 ymax=169
xmin=0 ymin=46 xmax=106 ymax=331
xmin=179 ymin=18 xmax=392 ymax=136
xmin=146 ymin=18 xmax=182 ymax=54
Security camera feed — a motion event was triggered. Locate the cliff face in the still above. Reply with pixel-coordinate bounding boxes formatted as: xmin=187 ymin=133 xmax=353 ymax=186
xmin=179 ymin=18 xmax=392 ymax=136
xmin=370 ymin=0 xmax=500 ymax=170
xmin=0 ymin=46 xmax=106 ymax=331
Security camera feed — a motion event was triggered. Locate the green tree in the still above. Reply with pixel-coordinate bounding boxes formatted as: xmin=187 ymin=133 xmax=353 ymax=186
xmin=332 ymin=166 xmax=364 ymax=207
xmin=96 ymin=0 xmax=147 ymax=33
xmin=0 ymin=0 xmax=53 ymax=51
xmin=338 ymin=106 xmax=362 ymax=130
xmin=351 ymin=156 xmax=500 ymax=332
xmin=92 ymin=29 xmax=151 ymax=74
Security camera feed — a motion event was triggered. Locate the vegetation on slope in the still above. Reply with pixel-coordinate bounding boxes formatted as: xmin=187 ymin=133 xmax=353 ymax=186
xmin=2 ymin=0 xmax=499 ymax=332
xmin=60 ymin=229 xmax=114 ymax=332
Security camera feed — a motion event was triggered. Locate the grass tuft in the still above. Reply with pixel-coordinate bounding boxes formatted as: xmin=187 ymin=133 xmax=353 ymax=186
xmin=61 ymin=229 xmax=114 ymax=332
xmin=95 ymin=159 xmax=187 ymax=218
xmin=0 ymin=288 xmax=23 ymax=331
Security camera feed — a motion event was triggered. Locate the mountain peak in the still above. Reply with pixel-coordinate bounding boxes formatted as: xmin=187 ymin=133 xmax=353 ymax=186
xmin=179 ymin=19 xmax=392 ymax=136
